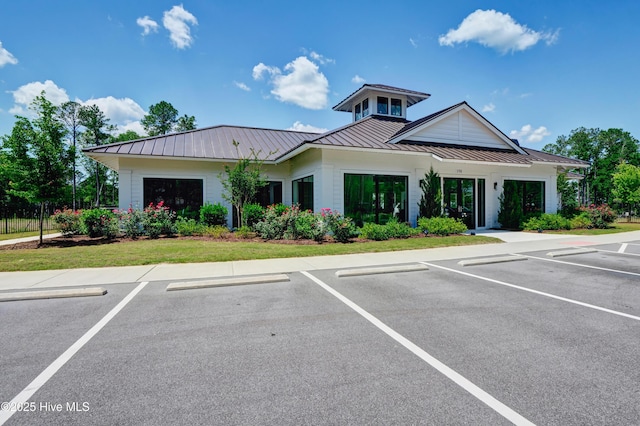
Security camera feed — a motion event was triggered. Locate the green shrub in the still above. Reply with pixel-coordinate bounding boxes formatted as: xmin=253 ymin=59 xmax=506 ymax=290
xmin=294 ymin=210 xmax=326 ymax=242
xmin=203 ymin=225 xmax=230 ymax=238
xmin=383 ymin=217 xmax=414 ymax=239
xmin=243 ymin=203 xmax=265 ymax=228
xmin=522 ymin=213 xmax=571 ymax=231
xmin=53 ymin=208 xmax=82 ymax=236
xmin=359 ymin=223 xmax=390 ymax=241
xmin=235 ymin=225 xmax=255 ymax=239
xmin=175 ymin=218 xmax=206 ymax=236
xmin=418 ymin=216 xmax=467 ymax=236
xmin=199 ymin=202 xmax=228 ymax=227
xmin=581 ymin=204 xmax=616 ymax=229
xmin=81 ymin=208 xmax=119 ymax=238
xmin=569 ymin=212 xmax=592 ymax=229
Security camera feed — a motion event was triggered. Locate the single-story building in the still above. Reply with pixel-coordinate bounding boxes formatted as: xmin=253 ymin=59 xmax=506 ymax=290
xmin=84 ymin=84 xmax=589 ymax=229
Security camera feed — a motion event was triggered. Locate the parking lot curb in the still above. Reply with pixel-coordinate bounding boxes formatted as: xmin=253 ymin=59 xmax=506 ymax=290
xmin=458 ymin=255 xmax=527 ymax=267
xmin=166 ymin=274 xmax=290 ymax=291
xmin=0 ymin=287 xmax=108 ymax=302
xmin=546 ymin=248 xmax=598 ymax=257
xmin=335 ymin=264 xmax=428 ymax=277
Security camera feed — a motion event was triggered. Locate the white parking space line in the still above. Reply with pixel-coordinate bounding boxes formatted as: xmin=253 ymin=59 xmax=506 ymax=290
xmin=420 ymin=262 xmax=640 ymax=322
xmin=300 ymin=271 xmax=535 ymax=426
xmin=618 ymin=243 xmax=628 ymax=254
xmin=518 ymin=254 xmax=640 ymax=278
xmin=0 ymin=282 xmax=149 ymax=426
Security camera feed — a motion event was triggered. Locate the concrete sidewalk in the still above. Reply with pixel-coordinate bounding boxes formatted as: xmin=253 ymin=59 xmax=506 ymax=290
xmin=1 ymin=230 xmax=638 ymax=292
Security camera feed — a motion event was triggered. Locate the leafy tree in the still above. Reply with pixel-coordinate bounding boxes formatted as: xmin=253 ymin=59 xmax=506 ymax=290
xmin=498 ymin=180 xmax=524 ymax=229
xmin=219 ymin=141 xmax=268 ymax=227
xmin=114 ymin=130 xmax=142 ymax=142
xmin=59 ymin=101 xmax=82 ymax=210
xmin=543 ymin=127 xmax=640 ymax=205
xmin=141 ymin=101 xmax=178 ymax=136
xmin=79 ymin=105 xmax=115 ymax=207
xmin=176 ymin=114 xmax=196 ymax=132
xmin=1 ymin=93 xmax=72 ymax=244
xmin=417 ymin=166 xmax=442 ymax=219
xmin=612 ymin=163 xmax=640 ymax=221
xmin=557 ymin=172 xmax=579 ymax=216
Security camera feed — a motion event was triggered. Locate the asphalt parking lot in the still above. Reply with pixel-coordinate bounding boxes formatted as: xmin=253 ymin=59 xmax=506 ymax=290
xmin=1 ymin=239 xmax=639 ymax=425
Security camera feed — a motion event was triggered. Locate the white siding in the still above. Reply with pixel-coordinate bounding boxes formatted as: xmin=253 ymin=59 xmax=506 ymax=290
xmin=406 ymin=110 xmax=511 ymax=150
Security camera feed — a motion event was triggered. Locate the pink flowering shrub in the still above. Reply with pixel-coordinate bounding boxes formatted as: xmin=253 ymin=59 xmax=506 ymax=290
xmin=141 ymin=201 xmax=177 ymax=238
xmin=52 ymin=208 xmax=82 ymax=236
xmin=580 ymin=204 xmax=616 ymax=229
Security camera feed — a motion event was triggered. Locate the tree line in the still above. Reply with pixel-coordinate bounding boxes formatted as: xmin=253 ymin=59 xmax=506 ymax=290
xmin=0 ymin=92 xmax=196 ymax=243
xmin=542 ymin=127 xmax=640 ymax=215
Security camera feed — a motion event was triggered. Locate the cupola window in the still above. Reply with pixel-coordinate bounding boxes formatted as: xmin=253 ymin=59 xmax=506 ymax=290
xmin=377 ymin=97 xmax=388 ymax=114
xmin=391 ymin=98 xmax=402 ymax=116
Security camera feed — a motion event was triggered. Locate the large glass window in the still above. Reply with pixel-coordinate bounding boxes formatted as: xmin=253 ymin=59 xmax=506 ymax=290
xmin=256 ymin=181 xmax=283 ymax=207
xmin=344 ymin=174 xmax=407 ymax=226
xmin=292 ymin=176 xmax=314 ymax=211
xmin=377 ymin=97 xmax=389 ymax=114
xmin=391 ymin=98 xmax=402 ymax=116
xmin=355 ymin=103 xmax=362 ymax=121
xmin=143 ymin=178 xmax=203 ymax=213
xmin=504 ymin=180 xmax=545 ymax=214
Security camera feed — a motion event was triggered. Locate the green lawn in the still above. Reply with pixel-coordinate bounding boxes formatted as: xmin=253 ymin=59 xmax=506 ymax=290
xmin=0 ymin=235 xmax=499 ymax=272
xmin=538 ymin=222 xmax=640 ymax=235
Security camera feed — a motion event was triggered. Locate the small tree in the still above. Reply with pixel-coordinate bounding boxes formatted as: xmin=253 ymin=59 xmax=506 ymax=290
xmin=612 ymin=163 xmax=640 ymax=221
xmin=498 ymin=181 xmax=524 ymax=229
xmin=176 ymin=114 xmax=196 ymax=132
xmin=557 ymin=172 xmax=579 ymax=216
xmin=141 ymin=101 xmax=179 ymax=136
xmin=2 ymin=93 xmax=72 ymax=244
xmin=219 ymin=141 xmax=269 ymax=227
xmin=79 ymin=105 xmax=115 ymax=207
xmin=59 ymin=101 xmax=82 ymax=211
xmin=417 ymin=166 xmax=442 ymax=219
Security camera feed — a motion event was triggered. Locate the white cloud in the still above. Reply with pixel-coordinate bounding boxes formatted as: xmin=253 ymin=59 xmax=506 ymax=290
xmin=137 ymin=16 xmax=159 ymax=36
xmin=351 ymin=75 xmax=365 ymax=84
xmin=0 ymin=41 xmax=18 ymax=67
xmin=252 ymin=63 xmax=280 ymax=80
xmin=233 ymin=81 xmax=251 ymax=91
xmin=8 ymin=80 xmax=70 ymax=115
xmin=287 ymin=121 xmax=327 ymax=134
xmin=482 ymin=103 xmax=496 ymax=113
xmin=162 ymin=5 xmax=198 ymax=49
xmin=439 ymin=9 xmax=559 ymax=54
xmin=8 ymin=81 xmax=146 ymax=135
xmin=254 ymin=56 xmax=329 ymax=110
xmin=309 ymin=51 xmax=335 ymax=65
xmin=409 ymin=37 xmax=418 ymax=48
xmin=81 ymin=96 xmax=146 ymax=126
xmin=510 ymin=124 xmax=550 ymax=143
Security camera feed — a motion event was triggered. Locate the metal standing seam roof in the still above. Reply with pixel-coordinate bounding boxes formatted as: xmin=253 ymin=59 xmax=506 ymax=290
xmin=84 ymin=106 xmax=590 ymax=168
xmin=84 ymin=125 xmax=317 ymax=161
xmin=332 ymin=84 xmax=431 ymax=111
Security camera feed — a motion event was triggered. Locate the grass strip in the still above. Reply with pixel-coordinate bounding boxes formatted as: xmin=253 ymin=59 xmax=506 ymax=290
xmin=0 ymin=235 xmax=498 ymax=272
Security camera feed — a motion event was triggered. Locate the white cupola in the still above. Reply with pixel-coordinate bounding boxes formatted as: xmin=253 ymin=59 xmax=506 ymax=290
xmin=332 ymin=84 xmax=430 ymax=122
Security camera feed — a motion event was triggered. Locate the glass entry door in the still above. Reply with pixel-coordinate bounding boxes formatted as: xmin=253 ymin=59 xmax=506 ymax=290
xmin=444 ymin=178 xmax=475 ymax=229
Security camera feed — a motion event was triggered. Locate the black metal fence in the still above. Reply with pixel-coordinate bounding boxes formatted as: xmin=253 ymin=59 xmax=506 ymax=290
xmin=1 ymin=206 xmax=56 ymax=235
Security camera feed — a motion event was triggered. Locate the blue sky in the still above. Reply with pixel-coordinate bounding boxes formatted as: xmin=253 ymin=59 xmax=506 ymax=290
xmin=1 ymin=1 xmax=639 ymax=149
